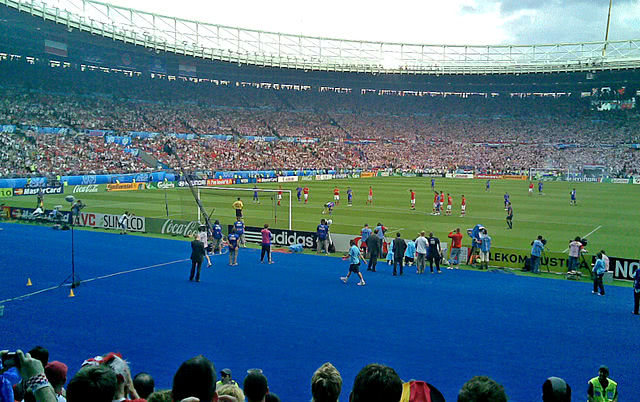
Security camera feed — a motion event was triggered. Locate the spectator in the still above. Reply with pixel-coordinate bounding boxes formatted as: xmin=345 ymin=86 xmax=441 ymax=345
xmin=80 ymin=353 xmax=140 ymax=401
xmin=172 ymin=355 xmax=218 ymax=402
xmin=478 ymin=229 xmax=492 ymax=270
xmin=44 ymin=361 xmax=67 ymax=402
xmin=243 ymin=371 xmax=269 ymax=402
xmin=133 ymin=372 xmax=155 ymax=400
xmin=365 ymin=228 xmax=381 ymax=273
xmin=349 ymin=363 xmax=402 ymax=402
xmin=448 ymin=228 xmax=463 ymax=269
xmin=457 ymin=375 xmax=507 ymax=402
xmin=542 ymin=376 xmax=571 ymax=402
xmin=67 ymin=365 xmax=117 ymax=402
xmin=311 ymin=362 xmax=342 ymax=402
xmin=415 ymin=231 xmax=428 ymax=274
xmin=146 ymin=390 xmax=173 ymax=402
xmin=216 ymin=383 xmax=245 ymax=402
xmin=592 ymin=252 xmax=606 ymax=296
xmin=530 ymin=235 xmax=546 ymax=274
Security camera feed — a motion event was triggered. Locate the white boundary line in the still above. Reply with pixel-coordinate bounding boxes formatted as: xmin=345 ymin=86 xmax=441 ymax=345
xmin=0 ymin=259 xmax=188 ymax=304
xmin=562 ymin=225 xmax=602 ymax=252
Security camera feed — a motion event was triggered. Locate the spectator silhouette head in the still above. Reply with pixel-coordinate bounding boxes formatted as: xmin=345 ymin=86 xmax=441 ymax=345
xmin=28 ymin=346 xmax=49 ymax=366
xmin=133 ymin=372 xmax=155 ymax=399
xmin=217 ymin=383 xmax=245 ymax=402
xmin=457 ymin=376 xmax=507 ymax=402
xmin=349 ymin=363 xmax=402 ymax=402
xmin=244 ymin=370 xmax=269 ymax=402
xmin=542 ymin=376 xmax=571 ymax=402
xmin=311 ymin=362 xmax=342 ymax=402
xmin=172 ymin=355 xmax=218 ymax=402
xmin=66 ymin=364 xmax=117 ymax=402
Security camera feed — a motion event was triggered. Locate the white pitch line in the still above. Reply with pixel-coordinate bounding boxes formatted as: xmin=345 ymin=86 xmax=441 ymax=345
xmin=562 ymin=225 xmax=602 ymax=252
xmin=0 ymin=259 xmax=187 ymax=304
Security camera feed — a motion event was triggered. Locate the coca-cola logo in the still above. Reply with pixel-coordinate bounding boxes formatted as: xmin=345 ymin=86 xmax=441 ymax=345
xmin=73 ymin=184 xmax=99 ymax=193
xmin=161 ymin=219 xmax=200 ymax=236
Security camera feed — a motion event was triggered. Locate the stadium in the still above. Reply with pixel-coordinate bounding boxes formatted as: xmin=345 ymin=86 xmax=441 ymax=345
xmin=1 ymin=0 xmax=639 ymax=401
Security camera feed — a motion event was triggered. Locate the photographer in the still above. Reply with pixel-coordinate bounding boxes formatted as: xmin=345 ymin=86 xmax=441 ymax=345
xmin=1 ymin=350 xmax=58 ymax=402
xmin=530 ymin=235 xmax=546 ymax=274
xmin=567 ymin=237 xmax=584 ymax=272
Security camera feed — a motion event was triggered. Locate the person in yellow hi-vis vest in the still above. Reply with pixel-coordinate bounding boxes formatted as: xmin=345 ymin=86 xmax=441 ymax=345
xmin=587 ymin=365 xmax=618 ymax=402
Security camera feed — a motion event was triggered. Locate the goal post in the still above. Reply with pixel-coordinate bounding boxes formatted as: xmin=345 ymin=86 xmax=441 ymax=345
xmin=196 ymin=186 xmax=292 ymax=230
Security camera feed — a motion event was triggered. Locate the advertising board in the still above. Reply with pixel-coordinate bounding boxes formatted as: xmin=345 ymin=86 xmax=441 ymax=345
xmin=13 ymin=185 xmax=64 ymax=196
xmin=106 ymin=183 xmax=146 ymax=192
xmin=315 ymin=174 xmax=333 ymax=181
xmin=206 ymin=179 xmax=234 ymax=186
xmin=230 ymin=225 xmax=317 ymax=248
xmin=277 ymin=176 xmax=299 ymax=183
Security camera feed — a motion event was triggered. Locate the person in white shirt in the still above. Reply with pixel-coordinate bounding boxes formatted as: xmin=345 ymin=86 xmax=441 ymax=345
xmin=414 ymin=231 xmax=428 ymax=274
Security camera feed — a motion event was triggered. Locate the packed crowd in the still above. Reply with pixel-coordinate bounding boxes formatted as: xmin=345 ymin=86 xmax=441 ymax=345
xmin=1 ymin=61 xmax=639 ymax=177
xmin=2 ymin=346 xmax=596 ymax=402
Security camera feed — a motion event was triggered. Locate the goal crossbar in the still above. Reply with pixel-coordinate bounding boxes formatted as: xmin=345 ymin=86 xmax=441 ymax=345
xmin=197 ymin=186 xmax=292 ymax=230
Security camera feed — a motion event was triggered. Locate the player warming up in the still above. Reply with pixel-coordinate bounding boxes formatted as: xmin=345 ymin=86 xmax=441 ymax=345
xmin=528 ymin=182 xmax=534 ymax=196
xmin=341 ymin=239 xmax=367 ymax=286
xmin=333 ymin=187 xmax=340 ymax=205
xmin=347 ymin=187 xmax=353 ymax=206
xmin=460 ymin=195 xmax=466 ymax=217
xmin=252 ymin=186 xmax=260 ymax=204
xmin=296 ymin=186 xmax=302 ymax=202
xmin=367 ymin=186 xmax=373 ymax=205
xmin=570 ymin=188 xmax=577 ymax=206
xmin=303 ymin=186 xmax=309 ymax=204
xmin=446 ymin=193 xmax=452 ymax=216
xmin=409 ymin=189 xmax=416 ymax=210
xmin=506 ymin=202 xmax=513 ymax=229
xmin=504 ymin=192 xmax=510 ymax=210
xmin=277 ymin=185 xmax=283 ymax=206
xmin=322 ymin=201 xmax=335 ymax=215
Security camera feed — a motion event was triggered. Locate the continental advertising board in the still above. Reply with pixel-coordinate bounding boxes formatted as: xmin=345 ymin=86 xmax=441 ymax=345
xmin=106 ymin=183 xmax=146 ymax=192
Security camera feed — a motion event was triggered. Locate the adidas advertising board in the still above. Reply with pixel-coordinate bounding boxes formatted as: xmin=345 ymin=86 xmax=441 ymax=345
xmin=229 ymin=225 xmax=317 ymax=248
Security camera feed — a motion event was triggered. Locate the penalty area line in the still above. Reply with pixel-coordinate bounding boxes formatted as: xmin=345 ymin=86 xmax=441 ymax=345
xmin=0 ymin=259 xmax=188 ymax=304
xmin=562 ymin=225 xmax=602 ymax=252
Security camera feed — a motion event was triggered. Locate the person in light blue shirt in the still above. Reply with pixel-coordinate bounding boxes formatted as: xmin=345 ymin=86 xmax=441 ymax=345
xmin=530 ymin=235 xmax=545 ymax=273
xmin=340 ymin=239 xmax=367 ymax=285
xmin=360 ymin=223 xmax=372 ymax=256
xmin=592 ymin=252 xmax=606 ymax=296
xmin=404 ymin=239 xmax=416 ymax=267
xmin=478 ymin=229 xmax=492 ymax=270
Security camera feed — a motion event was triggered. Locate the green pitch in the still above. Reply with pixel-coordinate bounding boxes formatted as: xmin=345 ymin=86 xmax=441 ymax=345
xmin=8 ymin=177 xmax=640 ymax=259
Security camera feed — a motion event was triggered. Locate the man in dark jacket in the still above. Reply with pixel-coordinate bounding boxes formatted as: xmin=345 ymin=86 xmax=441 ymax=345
xmin=392 ymin=232 xmax=407 ymax=276
xmin=366 ymin=228 xmax=381 ymax=272
xmin=190 ymin=234 xmax=206 ymax=282
xmin=427 ymin=232 xmax=442 ymax=274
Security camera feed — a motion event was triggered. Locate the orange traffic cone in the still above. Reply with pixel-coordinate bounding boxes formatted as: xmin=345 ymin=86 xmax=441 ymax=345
xmin=26 ymin=278 xmax=32 ymax=286
xmin=68 ymin=288 xmax=75 ymax=298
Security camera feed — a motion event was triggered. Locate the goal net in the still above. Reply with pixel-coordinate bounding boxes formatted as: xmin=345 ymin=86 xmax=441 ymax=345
xmin=196 ymin=186 xmax=292 ymax=230
xmin=528 ymin=168 xmax=566 ymax=181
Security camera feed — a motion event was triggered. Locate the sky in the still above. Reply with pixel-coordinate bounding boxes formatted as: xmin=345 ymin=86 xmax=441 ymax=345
xmin=101 ymin=0 xmax=640 ymax=45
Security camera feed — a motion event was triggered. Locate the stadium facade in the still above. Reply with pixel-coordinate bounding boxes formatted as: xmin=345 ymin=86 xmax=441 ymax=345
xmin=2 ymin=0 xmax=640 ymax=93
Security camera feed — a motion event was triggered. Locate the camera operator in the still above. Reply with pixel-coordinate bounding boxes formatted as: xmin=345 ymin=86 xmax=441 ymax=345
xmin=71 ymin=199 xmax=85 ymax=225
xmin=530 ymin=235 xmax=546 ymax=274
xmin=567 ymin=237 xmax=584 ymax=272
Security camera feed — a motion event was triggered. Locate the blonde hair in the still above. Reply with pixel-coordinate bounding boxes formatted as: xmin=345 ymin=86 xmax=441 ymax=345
xmin=311 ymin=362 xmax=342 ymax=402
xmin=217 ymin=383 xmax=245 ymax=401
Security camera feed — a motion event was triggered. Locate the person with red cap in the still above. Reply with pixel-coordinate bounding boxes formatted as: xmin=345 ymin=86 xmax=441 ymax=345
xmin=44 ymin=361 xmax=67 ymax=401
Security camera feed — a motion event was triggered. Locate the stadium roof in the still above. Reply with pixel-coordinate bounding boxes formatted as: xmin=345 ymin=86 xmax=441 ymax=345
xmin=4 ymin=0 xmax=640 ymax=74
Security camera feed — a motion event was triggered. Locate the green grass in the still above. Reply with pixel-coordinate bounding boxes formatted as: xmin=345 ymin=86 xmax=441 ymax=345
xmin=8 ymin=177 xmax=640 ymax=259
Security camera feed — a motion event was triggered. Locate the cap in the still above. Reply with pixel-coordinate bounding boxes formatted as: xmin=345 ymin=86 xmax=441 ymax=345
xmin=45 ymin=361 xmax=68 ymax=385
xmin=221 ymin=368 xmax=232 ymax=376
